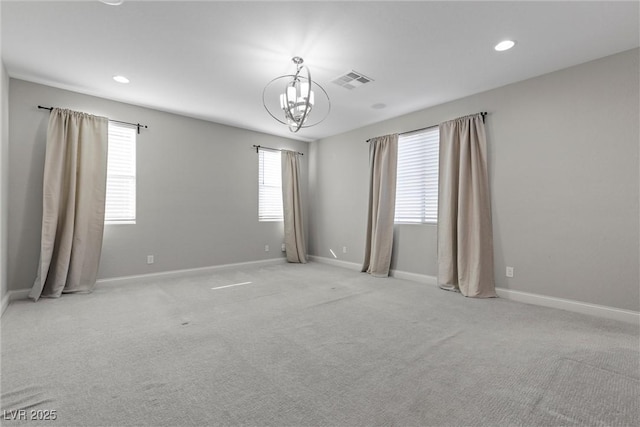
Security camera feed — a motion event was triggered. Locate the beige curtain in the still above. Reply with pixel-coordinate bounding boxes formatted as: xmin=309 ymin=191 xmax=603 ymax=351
xmin=29 ymin=108 xmax=109 ymax=301
xmin=362 ymin=134 xmax=398 ymax=277
xmin=437 ymin=114 xmax=495 ymax=297
xmin=281 ymin=150 xmax=307 ymax=263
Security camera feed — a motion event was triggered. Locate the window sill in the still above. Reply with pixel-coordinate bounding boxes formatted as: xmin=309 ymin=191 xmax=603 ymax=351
xmin=394 ymin=222 xmax=438 ymax=226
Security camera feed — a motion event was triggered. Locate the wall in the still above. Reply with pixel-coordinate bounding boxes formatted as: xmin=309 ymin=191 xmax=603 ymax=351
xmin=7 ymin=79 xmax=308 ymax=291
xmin=309 ymin=48 xmax=639 ymax=312
xmin=1 ymin=60 xmax=8 ymax=310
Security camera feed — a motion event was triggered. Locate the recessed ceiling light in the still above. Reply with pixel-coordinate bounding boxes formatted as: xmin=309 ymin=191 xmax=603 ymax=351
xmin=113 ymin=75 xmax=130 ymax=84
xmin=100 ymin=0 xmax=124 ymax=5
xmin=494 ymin=40 xmax=516 ymax=52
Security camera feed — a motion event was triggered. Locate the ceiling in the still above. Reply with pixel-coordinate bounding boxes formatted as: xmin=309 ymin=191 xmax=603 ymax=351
xmin=2 ymin=1 xmax=638 ymax=142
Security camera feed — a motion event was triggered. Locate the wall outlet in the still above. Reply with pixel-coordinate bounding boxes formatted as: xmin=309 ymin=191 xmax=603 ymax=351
xmin=264 ymin=245 xmax=269 ymax=252
xmin=147 ymin=255 xmax=154 ymax=265
xmin=281 ymin=243 xmax=286 ymax=252
xmin=342 ymin=246 xmax=347 ymax=254
xmin=506 ymin=266 xmax=514 ymax=278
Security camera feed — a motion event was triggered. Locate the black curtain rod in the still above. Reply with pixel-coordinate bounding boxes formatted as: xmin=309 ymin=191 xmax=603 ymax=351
xmin=252 ymin=144 xmax=303 ymax=156
xmin=38 ymin=106 xmax=148 ymax=134
xmin=366 ymin=111 xmax=487 ymax=142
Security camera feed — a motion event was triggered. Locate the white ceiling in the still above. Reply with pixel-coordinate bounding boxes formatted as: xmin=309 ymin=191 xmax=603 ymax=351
xmin=2 ymin=1 xmax=638 ymax=142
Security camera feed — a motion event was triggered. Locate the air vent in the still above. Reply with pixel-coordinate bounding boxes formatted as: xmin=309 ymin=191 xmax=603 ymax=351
xmin=332 ymin=70 xmax=373 ymax=90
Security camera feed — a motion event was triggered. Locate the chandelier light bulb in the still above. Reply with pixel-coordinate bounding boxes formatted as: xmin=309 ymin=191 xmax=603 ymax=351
xmin=287 ymin=86 xmax=296 ymax=104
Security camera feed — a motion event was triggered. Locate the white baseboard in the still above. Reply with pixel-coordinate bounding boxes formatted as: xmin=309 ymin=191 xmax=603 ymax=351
xmin=1 ymin=291 xmax=10 ymax=316
xmin=308 ymin=255 xmax=361 ymax=271
xmin=1 ymin=258 xmax=287 ymax=315
xmin=495 ymin=287 xmax=639 ymax=325
xmin=309 ymin=255 xmax=438 ymax=285
xmin=309 ymin=255 xmax=639 ymax=324
xmin=389 ymin=269 xmax=438 ymax=285
xmin=10 ymin=289 xmax=31 ymax=300
xmin=5 ymin=256 xmax=638 ymax=324
xmin=2 ymin=288 xmax=32 ymax=315
xmin=96 ymin=257 xmax=287 ymax=286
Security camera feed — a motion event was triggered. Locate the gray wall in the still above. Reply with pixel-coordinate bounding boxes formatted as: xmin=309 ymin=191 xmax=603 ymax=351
xmin=309 ymin=48 xmax=639 ymax=312
xmin=1 ymin=60 xmax=8 ymax=305
xmin=6 ymin=50 xmax=639 ymax=313
xmin=7 ymin=79 xmax=308 ymax=291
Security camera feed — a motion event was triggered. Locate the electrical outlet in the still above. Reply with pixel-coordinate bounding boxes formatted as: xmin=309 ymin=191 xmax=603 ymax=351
xmin=147 ymin=255 xmax=154 ymax=265
xmin=506 ymin=266 xmax=514 ymax=278
xmin=342 ymin=246 xmax=347 ymax=254
xmin=281 ymin=243 xmax=286 ymax=252
xmin=264 ymin=245 xmax=269 ymax=252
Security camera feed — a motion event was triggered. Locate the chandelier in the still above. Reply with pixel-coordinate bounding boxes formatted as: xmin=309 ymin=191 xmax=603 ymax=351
xmin=263 ymin=57 xmax=330 ymax=133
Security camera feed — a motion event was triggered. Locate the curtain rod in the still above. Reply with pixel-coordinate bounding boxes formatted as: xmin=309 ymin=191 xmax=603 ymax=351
xmin=252 ymin=144 xmax=303 ymax=156
xmin=366 ymin=111 xmax=487 ymax=142
xmin=38 ymin=106 xmax=148 ymax=134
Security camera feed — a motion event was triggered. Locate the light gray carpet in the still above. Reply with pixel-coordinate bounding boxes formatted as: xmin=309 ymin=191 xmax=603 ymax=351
xmin=1 ymin=262 xmax=638 ymax=426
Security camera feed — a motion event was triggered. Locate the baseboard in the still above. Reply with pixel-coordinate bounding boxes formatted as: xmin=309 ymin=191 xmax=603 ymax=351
xmin=1 ymin=291 xmax=10 ymax=316
xmin=308 ymin=255 xmax=361 ymax=271
xmin=2 ymin=289 xmax=32 ymax=316
xmin=1 ymin=258 xmax=287 ymax=313
xmin=495 ymin=287 xmax=639 ymax=324
xmin=96 ymin=257 xmax=287 ymax=286
xmin=5 ymin=257 xmax=638 ymax=324
xmin=10 ymin=289 xmax=31 ymax=300
xmin=389 ymin=269 xmax=438 ymax=285
xmin=309 ymin=255 xmax=438 ymax=285
xmin=309 ymin=255 xmax=639 ymax=324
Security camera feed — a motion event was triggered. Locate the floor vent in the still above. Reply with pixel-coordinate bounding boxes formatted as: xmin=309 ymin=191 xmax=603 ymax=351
xmin=332 ymin=70 xmax=374 ymax=90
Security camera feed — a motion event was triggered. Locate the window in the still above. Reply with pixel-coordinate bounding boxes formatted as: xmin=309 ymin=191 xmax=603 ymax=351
xmin=258 ymin=149 xmax=283 ymax=221
xmin=105 ymin=122 xmax=136 ymax=224
xmin=394 ymin=127 xmax=439 ymax=224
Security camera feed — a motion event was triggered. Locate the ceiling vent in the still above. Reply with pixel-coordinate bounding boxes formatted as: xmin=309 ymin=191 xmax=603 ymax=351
xmin=332 ymin=70 xmax=373 ymax=90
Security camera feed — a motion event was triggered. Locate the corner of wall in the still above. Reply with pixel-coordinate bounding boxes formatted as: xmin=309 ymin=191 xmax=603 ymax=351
xmin=1 ymin=59 xmax=9 ymax=314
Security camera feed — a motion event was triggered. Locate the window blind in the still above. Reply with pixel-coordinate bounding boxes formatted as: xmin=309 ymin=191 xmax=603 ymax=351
xmin=258 ymin=149 xmax=283 ymax=221
xmin=394 ymin=127 xmax=439 ymax=224
xmin=105 ymin=122 xmax=136 ymax=224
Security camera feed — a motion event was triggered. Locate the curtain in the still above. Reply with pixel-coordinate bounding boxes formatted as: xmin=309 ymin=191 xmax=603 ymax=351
xmin=29 ymin=108 xmax=109 ymax=301
xmin=362 ymin=134 xmax=398 ymax=277
xmin=281 ymin=150 xmax=307 ymax=263
xmin=437 ymin=114 xmax=495 ymax=297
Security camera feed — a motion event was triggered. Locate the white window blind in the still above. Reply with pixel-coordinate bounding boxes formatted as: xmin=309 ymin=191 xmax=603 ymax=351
xmin=105 ymin=122 xmax=136 ymax=224
xmin=258 ymin=149 xmax=283 ymax=221
xmin=395 ymin=127 xmax=439 ymax=224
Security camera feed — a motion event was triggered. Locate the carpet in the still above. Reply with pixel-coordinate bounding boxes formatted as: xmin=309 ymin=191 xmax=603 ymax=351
xmin=1 ymin=262 xmax=638 ymax=426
